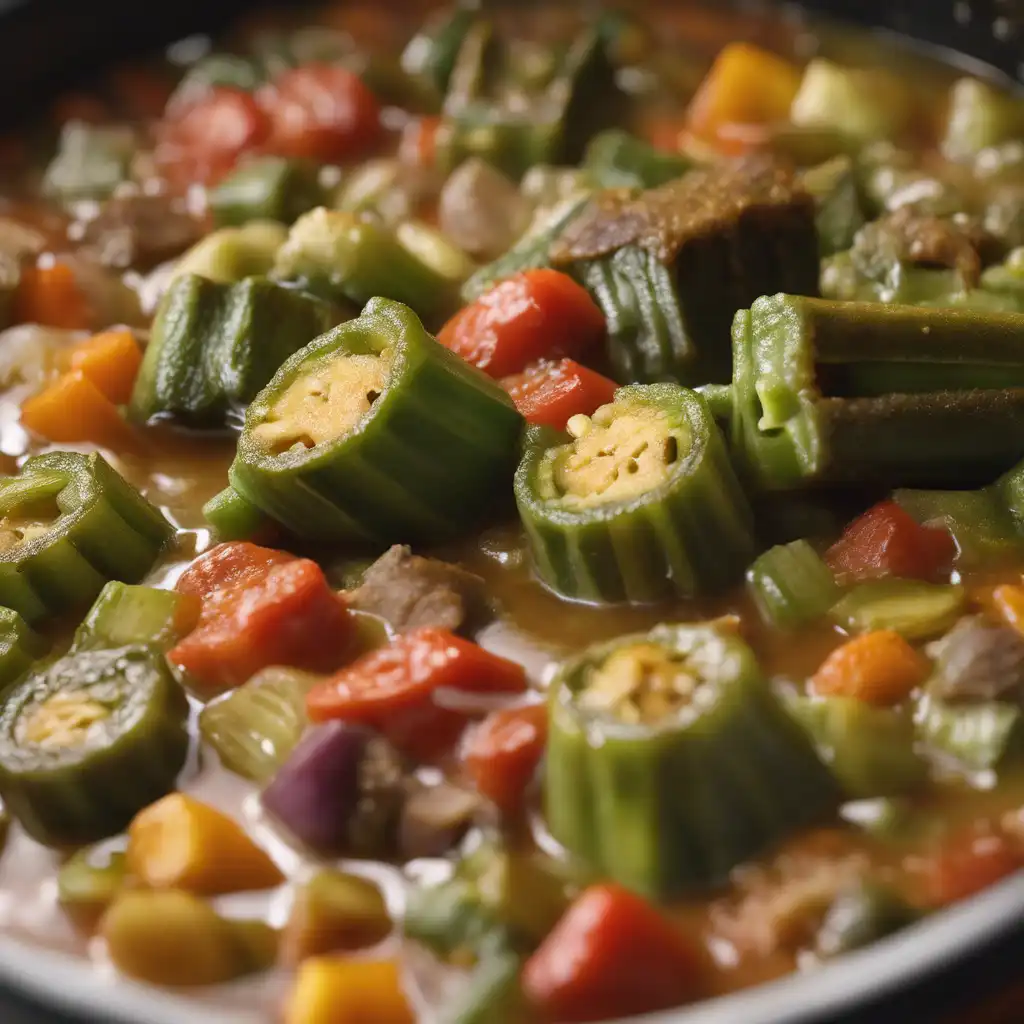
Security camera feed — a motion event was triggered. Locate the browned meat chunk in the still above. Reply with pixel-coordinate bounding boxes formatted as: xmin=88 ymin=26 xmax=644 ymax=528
xmin=348 ymin=544 xmax=489 ymax=635
xmin=79 ymin=194 xmax=203 ymax=270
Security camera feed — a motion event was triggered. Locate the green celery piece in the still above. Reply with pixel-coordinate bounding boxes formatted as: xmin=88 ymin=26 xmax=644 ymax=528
xmin=72 ymin=581 xmax=193 ymax=652
xmin=916 ymin=696 xmax=1023 ymax=773
xmin=198 ymin=666 xmax=321 ymax=783
xmin=208 ymin=157 xmax=325 ymax=228
xmin=942 ymin=78 xmax=1024 ymax=162
xmin=790 ymin=695 xmax=927 ymax=800
xmin=42 ymin=122 xmax=135 ymax=201
xmin=746 ymin=540 xmax=839 ymax=630
xmin=583 ymin=130 xmax=692 ymax=190
xmin=895 ymin=486 xmax=1024 ymax=568
xmin=830 ymin=579 xmax=966 ymax=640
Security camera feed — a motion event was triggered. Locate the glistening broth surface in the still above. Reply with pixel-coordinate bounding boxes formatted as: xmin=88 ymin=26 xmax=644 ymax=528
xmin=0 ymin=2 xmax=1023 ymax=1022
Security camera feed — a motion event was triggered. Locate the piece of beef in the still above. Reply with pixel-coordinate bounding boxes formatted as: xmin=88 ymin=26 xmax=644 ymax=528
xmin=79 ymin=194 xmax=203 ymax=271
xmin=348 ymin=544 xmax=489 ymax=635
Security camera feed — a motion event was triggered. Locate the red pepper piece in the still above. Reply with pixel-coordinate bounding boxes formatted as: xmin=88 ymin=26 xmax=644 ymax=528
xmin=170 ymin=547 xmax=352 ymax=695
xmin=501 ymin=358 xmax=618 ymax=430
xmin=522 ymin=883 xmax=704 ymax=1023
xmin=462 ymin=702 xmax=547 ymax=815
xmin=438 ymin=270 xmax=606 ymax=379
xmin=825 ymin=500 xmax=956 ymax=582
xmin=155 ymin=87 xmax=270 ymax=188
xmin=306 ymin=628 xmax=527 ymax=761
xmin=257 ymin=64 xmax=382 ymax=163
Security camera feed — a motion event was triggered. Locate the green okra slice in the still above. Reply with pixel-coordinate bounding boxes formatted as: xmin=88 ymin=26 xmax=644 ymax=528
xmin=208 ymin=156 xmax=325 ymax=227
xmin=0 ymin=452 xmax=173 ymax=625
xmin=731 ymin=293 xmax=1024 ymax=490
xmin=552 ymin=159 xmax=820 ymax=384
xmin=746 ymin=539 xmax=839 ymax=630
xmin=0 ymin=644 xmax=190 ymax=847
xmin=272 ymin=208 xmax=471 ymax=326
xmin=71 ymin=582 xmax=197 ymax=652
xmin=788 ymin=695 xmax=927 ymax=799
xmin=544 ymin=622 xmax=840 ymax=897
xmin=202 ymin=486 xmax=275 ymax=542
xmin=515 ymin=384 xmax=754 ymax=604
xmin=0 ymin=608 xmax=47 ymax=693
xmin=130 ymin=273 xmax=334 ymax=427
xmin=830 ymin=579 xmax=966 ymax=640
xmin=230 ymin=298 xmax=524 ymax=545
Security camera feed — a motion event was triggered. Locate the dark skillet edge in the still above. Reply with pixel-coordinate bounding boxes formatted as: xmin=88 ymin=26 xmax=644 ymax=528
xmin=0 ymin=1 xmax=1021 ymax=1023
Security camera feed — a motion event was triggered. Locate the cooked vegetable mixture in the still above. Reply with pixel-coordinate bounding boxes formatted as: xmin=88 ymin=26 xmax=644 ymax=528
xmin=0 ymin=2 xmax=1023 ymax=1021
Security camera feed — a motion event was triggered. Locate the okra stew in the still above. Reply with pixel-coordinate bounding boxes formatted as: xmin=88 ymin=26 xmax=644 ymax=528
xmin=1 ymin=0 xmax=1023 ymax=1020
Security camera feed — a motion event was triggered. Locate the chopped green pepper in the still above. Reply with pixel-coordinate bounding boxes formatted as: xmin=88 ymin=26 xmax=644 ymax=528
xmin=746 ymin=540 xmax=839 ymax=630
xmin=208 ymin=157 xmax=325 ymax=228
xmin=230 ymin=298 xmax=523 ymax=545
xmin=0 ymin=452 xmax=173 ymax=625
xmin=545 ymin=623 xmax=840 ymax=897
xmin=731 ymin=294 xmax=1024 ymax=490
xmin=0 ymin=608 xmax=47 ymax=693
xmin=789 ymin=695 xmax=927 ymax=799
xmin=129 ymin=273 xmax=334 ymax=427
xmin=515 ymin=384 xmax=754 ymax=604
xmin=0 ymin=644 xmax=190 ymax=847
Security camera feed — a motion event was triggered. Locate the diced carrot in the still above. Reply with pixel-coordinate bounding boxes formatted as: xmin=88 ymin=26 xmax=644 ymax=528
xmin=501 ymin=358 xmax=618 ymax=430
xmin=825 ymin=500 xmax=956 ymax=583
xmin=463 ymin=702 xmax=548 ymax=815
xmin=438 ymin=270 xmax=606 ymax=379
xmin=175 ymin=540 xmax=297 ymax=600
xmin=285 ymin=957 xmax=414 ymax=1024
xmin=399 ymin=115 xmax=442 ymax=168
xmin=170 ymin=552 xmax=353 ymax=695
xmin=127 ymin=793 xmax=283 ymax=895
xmin=522 ymin=884 xmax=704 ymax=1022
xmin=20 ymin=371 xmax=141 ymax=452
xmin=990 ymin=584 xmax=1024 ymax=636
xmin=156 ymin=87 xmax=270 ymax=188
xmin=13 ymin=260 xmax=92 ymax=330
xmin=62 ymin=329 xmax=142 ymax=404
xmin=921 ymin=827 xmax=1023 ymax=907
xmin=684 ymin=42 xmax=801 ymax=142
xmin=258 ymin=64 xmax=382 ymax=163
xmin=810 ymin=630 xmax=929 ymax=705
xmin=307 ymin=628 xmax=528 ymax=761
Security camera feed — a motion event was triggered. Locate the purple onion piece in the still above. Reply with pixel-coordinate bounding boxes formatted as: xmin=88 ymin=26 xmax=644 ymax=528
xmin=261 ymin=721 xmax=375 ymax=853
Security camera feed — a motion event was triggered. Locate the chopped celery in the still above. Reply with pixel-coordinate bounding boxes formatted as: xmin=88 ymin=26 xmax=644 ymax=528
xmin=198 ymin=666 xmax=321 ymax=783
xmin=830 ymin=580 xmax=966 ymax=640
xmin=746 ymin=540 xmax=840 ymax=630
xmin=942 ymin=78 xmax=1024 ymax=163
xmin=790 ymin=696 xmax=927 ymax=799
xmin=42 ymin=122 xmax=135 ymax=201
xmin=916 ymin=696 xmax=1022 ymax=773
xmin=72 ymin=582 xmax=198 ymax=652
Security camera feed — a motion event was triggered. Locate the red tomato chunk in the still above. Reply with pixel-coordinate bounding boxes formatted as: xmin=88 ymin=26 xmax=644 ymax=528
xmin=169 ymin=541 xmax=353 ymax=695
xmin=522 ymin=883 xmax=704 ymax=1023
xmin=826 ymin=500 xmax=955 ymax=582
xmin=306 ymin=627 xmax=527 ymax=761
xmin=502 ymin=358 xmax=618 ymax=430
xmin=438 ymin=270 xmax=606 ymax=379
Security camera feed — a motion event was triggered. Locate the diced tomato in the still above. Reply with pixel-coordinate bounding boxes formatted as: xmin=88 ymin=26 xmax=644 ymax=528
xmin=175 ymin=541 xmax=295 ymax=600
xmin=170 ymin=546 xmax=352 ymax=695
xmin=922 ymin=828 xmax=1023 ymax=907
xmin=306 ymin=628 xmax=527 ymax=761
xmin=462 ymin=702 xmax=548 ymax=815
xmin=155 ymin=87 xmax=269 ymax=188
xmin=438 ymin=270 xmax=606 ymax=379
xmin=825 ymin=500 xmax=956 ymax=582
xmin=501 ymin=358 xmax=618 ymax=430
xmin=257 ymin=64 xmax=382 ymax=163
xmin=522 ymin=884 xmax=704 ymax=1023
